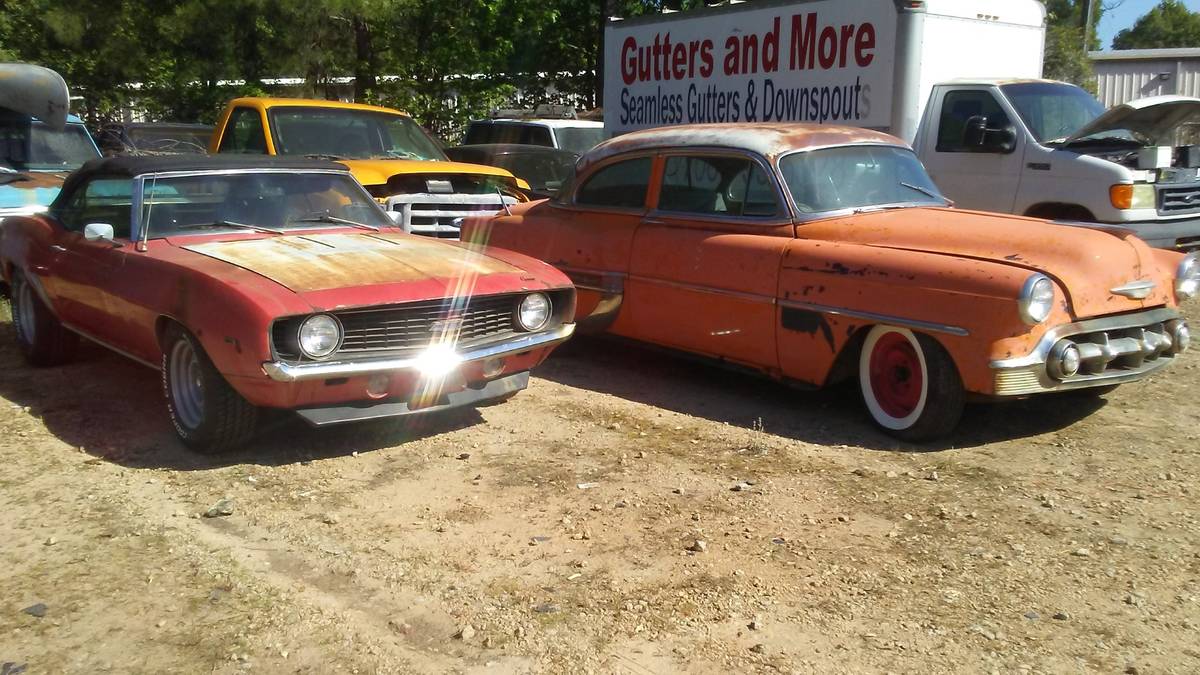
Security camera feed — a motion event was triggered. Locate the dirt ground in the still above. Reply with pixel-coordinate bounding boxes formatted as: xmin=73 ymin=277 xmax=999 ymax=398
xmin=1 ymin=299 xmax=1198 ymax=675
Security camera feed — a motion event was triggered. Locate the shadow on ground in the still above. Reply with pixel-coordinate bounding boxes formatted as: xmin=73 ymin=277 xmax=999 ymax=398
xmin=538 ymin=335 xmax=1107 ymax=452
xmin=0 ymin=323 xmax=481 ymax=471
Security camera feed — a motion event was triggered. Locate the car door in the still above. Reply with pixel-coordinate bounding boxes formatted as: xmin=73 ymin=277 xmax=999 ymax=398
xmin=487 ymin=154 xmax=653 ymax=332
xmin=625 ymin=152 xmax=791 ymax=371
xmin=46 ymin=176 xmax=134 ymax=346
xmin=919 ymin=87 xmax=1024 ymax=213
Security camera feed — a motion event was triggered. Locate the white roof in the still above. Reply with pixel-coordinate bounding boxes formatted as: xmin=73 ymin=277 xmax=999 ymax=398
xmin=486 ymin=119 xmax=603 ymax=129
xmin=1090 ymin=48 xmax=1200 ymax=61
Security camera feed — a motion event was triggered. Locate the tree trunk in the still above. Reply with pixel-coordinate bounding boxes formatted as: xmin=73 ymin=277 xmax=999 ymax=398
xmin=353 ymin=15 xmax=377 ymax=102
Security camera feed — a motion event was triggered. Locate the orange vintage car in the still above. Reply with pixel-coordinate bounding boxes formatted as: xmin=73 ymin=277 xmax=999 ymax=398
xmin=462 ymin=123 xmax=1198 ymax=440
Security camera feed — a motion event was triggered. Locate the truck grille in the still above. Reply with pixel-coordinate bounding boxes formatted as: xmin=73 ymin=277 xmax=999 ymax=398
xmin=1157 ymin=184 xmax=1200 ymax=214
xmin=385 ymin=193 xmax=518 ymax=239
xmin=272 ymin=294 xmax=520 ymax=360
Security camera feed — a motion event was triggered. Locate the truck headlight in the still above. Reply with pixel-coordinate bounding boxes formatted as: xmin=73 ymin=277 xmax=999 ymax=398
xmin=298 ymin=314 xmax=342 ymax=359
xmin=1177 ymin=253 xmax=1200 ymax=300
xmin=1018 ymin=274 xmax=1055 ymax=325
xmin=1109 ymin=184 xmax=1155 ymax=210
xmin=516 ymin=293 xmax=551 ymax=331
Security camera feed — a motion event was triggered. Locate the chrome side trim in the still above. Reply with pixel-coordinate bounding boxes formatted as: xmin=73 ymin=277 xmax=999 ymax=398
xmin=632 ymin=275 xmax=779 ymax=305
xmin=778 ymin=300 xmax=970 ymax=336
xmin=61 ymin=323 xmax=160 ymax=370
xmin=561 ymin=267 xmax=625 ymax=331
xmin=1109 ymin=278 xmax=1156 ymax=299
xmin=990 ymin=307 xmax=1181 ymax=369
xmin=262 ymin=323 xmax=575 ymax=382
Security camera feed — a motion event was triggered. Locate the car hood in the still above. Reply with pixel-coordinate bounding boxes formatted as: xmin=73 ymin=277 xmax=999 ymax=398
xmin=800 ymin=208 xmax=1172 ymax=317
xmin=181 ymin=231 xmax=535 ymax=308
xmin=1064 ymin=95 xmax=1200 ymax=146
xmin=0 ymin=170 xmax=67 ymax=213
xmin=338 ymin=158 xmax=519 ymax=189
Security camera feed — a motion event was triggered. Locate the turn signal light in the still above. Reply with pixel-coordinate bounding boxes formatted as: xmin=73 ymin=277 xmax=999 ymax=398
xmin=1109 ymin=184 xmax=1155 ymax=210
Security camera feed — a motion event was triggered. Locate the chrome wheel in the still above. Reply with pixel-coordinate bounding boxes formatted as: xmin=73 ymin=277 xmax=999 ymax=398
xmin=169 ymin=338 xmax=206 ymax=430
xmin=14 ymin=278 xmax=37 ymax=346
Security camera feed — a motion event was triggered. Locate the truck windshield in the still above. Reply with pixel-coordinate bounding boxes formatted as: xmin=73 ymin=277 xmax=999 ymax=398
xmin=139 ymin=171 xmax=394 ymax=238
xmin=555 ymin=127 xmax=605 ymax=155
xmin=1001 ymin=82 xmax=1107 ymax=144
xmin=1 ymin=121 xmax=99 ymax=172
xmin=268 ymin=107 xmax=447 ymax=161
xmin=779 ymin=145 xmax=946 ymax=214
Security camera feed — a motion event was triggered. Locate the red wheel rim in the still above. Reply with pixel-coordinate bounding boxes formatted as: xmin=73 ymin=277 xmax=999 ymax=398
xmin=869 ymin=332 xmax=923 ymax=419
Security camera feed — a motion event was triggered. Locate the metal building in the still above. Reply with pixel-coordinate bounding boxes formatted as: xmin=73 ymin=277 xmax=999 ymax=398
xmin=1089 ymin=48 xmax=1200 ymax=107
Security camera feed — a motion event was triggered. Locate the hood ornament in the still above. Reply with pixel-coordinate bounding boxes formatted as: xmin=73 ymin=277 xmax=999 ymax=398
xmin=1110 ymin=278 xmax=1156 ymax=299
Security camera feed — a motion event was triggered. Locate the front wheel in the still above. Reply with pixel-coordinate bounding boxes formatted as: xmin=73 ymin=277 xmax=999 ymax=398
xmin=859 ymin=326 xmax=964 ymax=442
xmin=10 ymin=272 xmax=78 ymax=366
xmin=162 ymin=325 xmax=258 ymax=454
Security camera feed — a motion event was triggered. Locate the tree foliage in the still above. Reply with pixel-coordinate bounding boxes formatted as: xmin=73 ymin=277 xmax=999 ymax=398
xmin=1043 ymin=0 xmax=1105 ymax=87
xmin=1113 ymin=0 xmax=1200 ymax=49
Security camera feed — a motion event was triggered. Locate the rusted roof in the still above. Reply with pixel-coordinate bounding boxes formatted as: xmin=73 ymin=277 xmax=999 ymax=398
xmin=581 ymin=123 xmax=905 ymax=169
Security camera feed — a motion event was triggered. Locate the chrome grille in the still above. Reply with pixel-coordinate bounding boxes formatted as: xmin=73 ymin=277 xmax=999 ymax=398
xmin=385 ymin=193 xmax=518 ymax=239
xmin=1158 ymin=184 xmax=1200 ymax=214
xmin=273 ymin=294 xmax=519 ymax=360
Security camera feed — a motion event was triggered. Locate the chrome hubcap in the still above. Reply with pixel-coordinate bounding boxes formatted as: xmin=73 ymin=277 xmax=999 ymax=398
xmin=14 ymin=281 xmax=37 ymax=346
xmin=169 ymin=339 xmax=205 ymax=429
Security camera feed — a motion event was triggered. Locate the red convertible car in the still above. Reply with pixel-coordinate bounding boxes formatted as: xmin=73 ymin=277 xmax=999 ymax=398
xmin=1 ymin=156 xmax=575 ymax=452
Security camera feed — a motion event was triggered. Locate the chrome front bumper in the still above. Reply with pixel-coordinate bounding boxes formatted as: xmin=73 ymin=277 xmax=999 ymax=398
xmin=295 ymin=371 xmax=529 ymax=426
xmin=989 ymin=308 xmax=1187 ymax=396
xmin=262 ymin=323 xmax=575 ymax=382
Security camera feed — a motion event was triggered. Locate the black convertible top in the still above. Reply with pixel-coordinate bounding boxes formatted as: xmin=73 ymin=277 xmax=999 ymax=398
xmin=53 ymin=155 xmax=348 ymax=208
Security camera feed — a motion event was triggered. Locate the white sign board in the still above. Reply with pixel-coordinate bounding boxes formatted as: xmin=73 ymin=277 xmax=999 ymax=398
xmin=604 ymin=0 xmax=897 ymax=136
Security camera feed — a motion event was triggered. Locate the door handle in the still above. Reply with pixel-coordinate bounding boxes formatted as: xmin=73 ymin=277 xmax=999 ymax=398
xmin=49 ymin=245 xmax=67 ymax=252
xmin=641 ymin=218 xmax=666 ymax=226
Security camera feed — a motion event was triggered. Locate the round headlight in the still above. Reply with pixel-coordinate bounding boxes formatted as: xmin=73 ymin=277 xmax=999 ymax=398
xmin=298 ymin=314 xmax=342 ymax=359
xmin=516 ymin=293 xmax=551 ymax=331
xmin=1018 ymin=274 xmax=1055 ymax=325
xmin=1177 ymin=253 xmax=1200 ymax=300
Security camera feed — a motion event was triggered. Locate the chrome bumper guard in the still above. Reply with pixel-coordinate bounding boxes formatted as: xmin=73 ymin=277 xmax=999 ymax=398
xmin=989 ymin=308 xmax=1186 ymax=396
xmin=262 ymin=323 xmax=575 ymax=382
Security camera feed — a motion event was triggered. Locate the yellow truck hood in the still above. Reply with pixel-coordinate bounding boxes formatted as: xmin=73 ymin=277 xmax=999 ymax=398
xmin=339 ymin=159 xmax=518 ymax=188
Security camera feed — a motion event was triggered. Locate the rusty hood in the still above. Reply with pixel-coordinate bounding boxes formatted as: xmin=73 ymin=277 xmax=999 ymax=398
xmin=181 ymin=231 xmax=525 ymax=300
xmin=800 ymin=208 xmax=1172 ymax=317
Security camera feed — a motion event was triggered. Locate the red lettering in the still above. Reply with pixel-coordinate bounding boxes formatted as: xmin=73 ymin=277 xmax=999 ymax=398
xmin=741 ymin=34 xmax=759 ymax=74
xmin=621 ymin=36 xmax=637 ymax=85
xmin=699 ymin=40 xmax=714 ymax=77
xmin=789 ymin=13 xmax=817 ymax=70
xmin=855 ymin=24 xmax=876 ymax=67
xmin=763 ymin=17 xmax=780 ymax=72
xmin=661 ymin=33 xmax=673 ymax=80
xmin=652 ymin=34 xmax=663 ymax=80
xmin=672 ymin=42 xmax=687 ymax=79
xmin=687 ymin=40 xmax=701 ymax=77
xmin=723 ymin=35 xmax=739 ymax=76
xmin=839 ymin=24 xmax=854 ymax=68
xmin=818 ymin=26 xmax=837 ymax=69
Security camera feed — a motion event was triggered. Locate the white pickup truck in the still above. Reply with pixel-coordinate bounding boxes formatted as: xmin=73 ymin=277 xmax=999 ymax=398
xmin=604 ymin=0 xmax=1200 ymax=250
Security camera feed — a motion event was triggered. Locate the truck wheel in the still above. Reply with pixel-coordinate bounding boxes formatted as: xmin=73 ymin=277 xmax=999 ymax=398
xmin=10 ymin=272 xmax=78 ymax=366
xmin=162 ymin=324 xmax=257 ymax=454
xmin=859 ymin=326 xmax=964 ymax=442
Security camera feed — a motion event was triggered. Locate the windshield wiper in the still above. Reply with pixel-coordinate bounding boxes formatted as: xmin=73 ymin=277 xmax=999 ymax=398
xmin=899 ymin=182 xmax=941 ymax=200
xmin=304 ymin=153 xmax=348 ymax=161
xmin=175 ymin=220 xmax=284 ymax=234
xmin=292 ymin=214 xmax=380 ymax=231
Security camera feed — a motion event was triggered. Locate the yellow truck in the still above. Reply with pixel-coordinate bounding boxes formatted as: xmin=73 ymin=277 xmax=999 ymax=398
xmin=210 ymin=97 xmax=527 ymax=238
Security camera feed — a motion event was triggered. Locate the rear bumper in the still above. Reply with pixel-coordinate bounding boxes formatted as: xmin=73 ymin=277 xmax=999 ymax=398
xmin=295 ymin=371 xmax=528 ymax=426
xmin=1103 ymin=216 xmax=1200 ymax=250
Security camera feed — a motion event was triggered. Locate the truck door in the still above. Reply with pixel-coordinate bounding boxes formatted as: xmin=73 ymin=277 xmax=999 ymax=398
xmin=918 ymin=88 xmax=1024 ymax=214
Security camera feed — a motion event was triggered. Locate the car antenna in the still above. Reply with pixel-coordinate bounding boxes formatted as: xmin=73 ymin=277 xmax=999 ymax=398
xmin=495 ymin=187 xmax=512 ymax=216
xmin=138 ymin=174 xmax=156 ymax=252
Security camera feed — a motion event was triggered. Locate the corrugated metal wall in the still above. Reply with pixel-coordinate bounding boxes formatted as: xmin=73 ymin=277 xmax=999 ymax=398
xmin=1094 ymin=58 xmax=1200 ymax=107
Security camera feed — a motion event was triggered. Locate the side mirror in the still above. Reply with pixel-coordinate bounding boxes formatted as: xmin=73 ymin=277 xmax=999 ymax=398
xmin=83 ymin=222 xmax=116 ymax=244
xmin=963 ymin=116 xmax=988 ymax=147
xmin=986 ymin=125 xmax=1018 ymax=154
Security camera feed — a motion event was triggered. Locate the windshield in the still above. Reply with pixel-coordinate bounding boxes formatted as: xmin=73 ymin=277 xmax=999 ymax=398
xmin=127 ymin=127 xmax=211 ymax=154
xmin=779 ymin=145 xmax=945 ymax=214
xmin=494 ymin=152 xmax=576 ymax=193
xmin=268 ymin=107 xmax=447 ymax=161
xmin=1001 ymin=82 xmax=1108 ymax=144
xmin=1 ymin=121 xmax=99 ymax=171
xmin=140 ymin=171 xmax=394 ymax=238
xmin=555 ymin=126 xmax=605 ymax=155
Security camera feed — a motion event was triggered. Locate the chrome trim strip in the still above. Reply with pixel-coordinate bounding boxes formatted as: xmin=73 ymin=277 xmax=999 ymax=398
xmin=990 ymin=307 xmax=1182 ymax=369
xmin=632 ymin=275 xmax=778 ymax=305
xmin=61 ymin=323 xmax=159 ymax=370
xmin=778 ymin=300 xmax=970 ymax=336
xmin=560 ymin=267 xmax=625 ymax=330
xmin=262 ymin=323 xmax=575 ymax=382
xmin=1109 ymin=278 xmax=1157 ymax=299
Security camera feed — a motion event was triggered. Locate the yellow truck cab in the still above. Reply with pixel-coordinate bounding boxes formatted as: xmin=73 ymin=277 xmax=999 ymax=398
xmin=210 ymin=97 xmax=527 ymax=238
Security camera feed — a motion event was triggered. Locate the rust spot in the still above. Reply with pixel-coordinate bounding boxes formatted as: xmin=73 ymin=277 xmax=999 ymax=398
xmin=781 ymin=307 xmax=835 ymax=352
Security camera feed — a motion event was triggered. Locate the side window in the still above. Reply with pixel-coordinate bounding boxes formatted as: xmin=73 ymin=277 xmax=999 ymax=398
xmin=659 ymin=155 xmax=779 ymax=217
xmin=575 ymin=157 xmax=651 ymax=209
xmin=217 ymin=107 xmax=267 ymax=154
xmin=936 ymin=91 xmax=1012 ymax=152
xmin=56 ymin=178 xmax=133 ymax=237
xmin=463 ymin=122 xmax=490 ymax=145
xmin=522 ymin=126 xmax=553 ymax=147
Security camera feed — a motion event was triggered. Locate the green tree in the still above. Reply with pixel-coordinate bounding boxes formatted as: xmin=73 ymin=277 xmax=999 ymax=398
xmin=1043 ymin=0 xmax=1105 ymax=86
xmin=1113 ymin=0 xmax=1200 ymax=49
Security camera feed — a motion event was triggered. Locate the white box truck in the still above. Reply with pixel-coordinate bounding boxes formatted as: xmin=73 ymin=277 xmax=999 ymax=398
xmin=604 ymin=0 xmax=1200 ymax=250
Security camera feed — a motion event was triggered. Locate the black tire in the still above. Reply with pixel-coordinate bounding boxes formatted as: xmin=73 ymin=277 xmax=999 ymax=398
xmin=161 ymin=324 xmax=257 ymax=454
xmin=859 ymin=326 xmax=964 ymax=442
xmin=9 ymin=271 xmax=78 ymax=367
